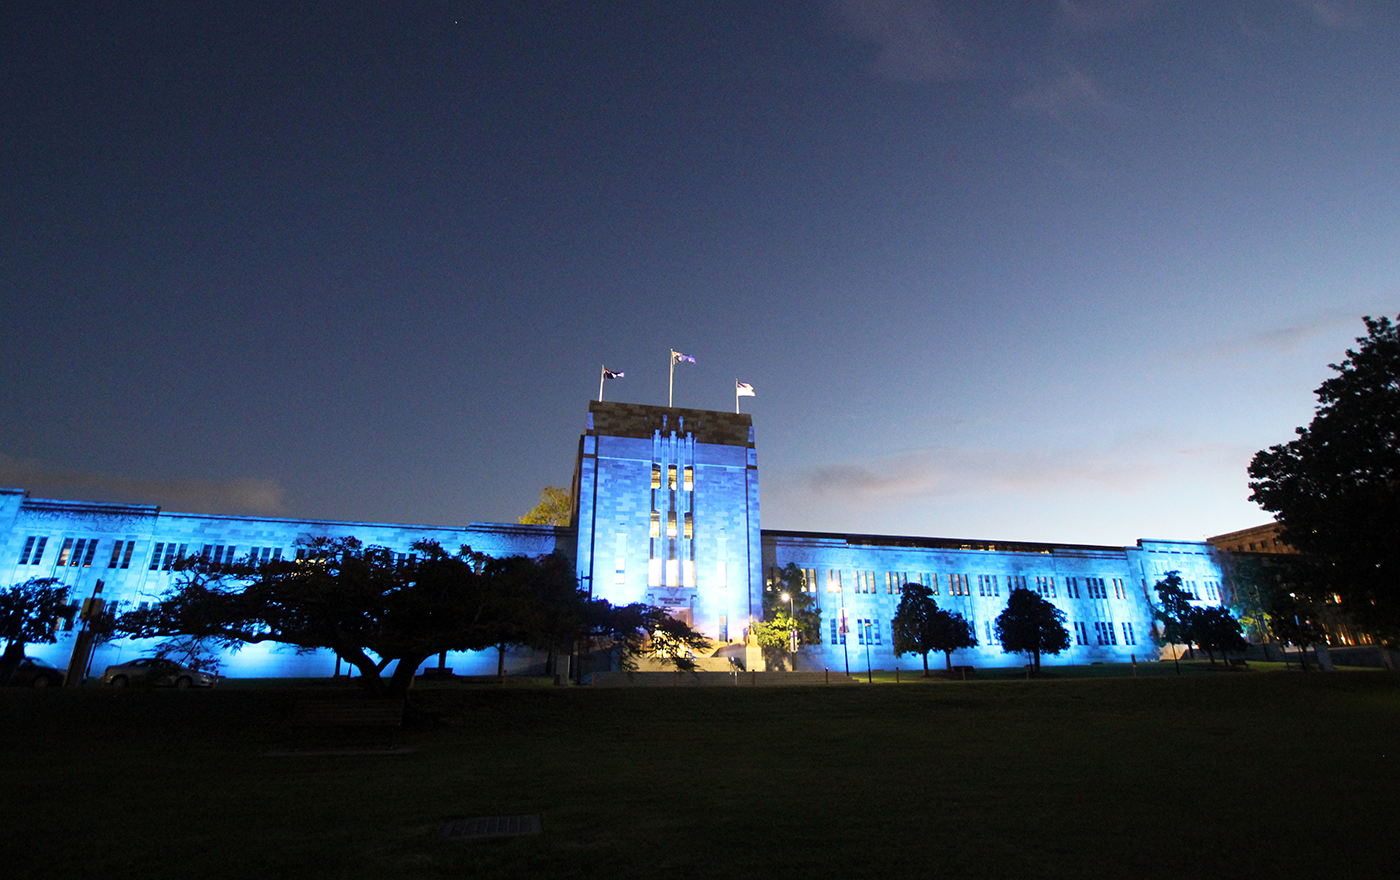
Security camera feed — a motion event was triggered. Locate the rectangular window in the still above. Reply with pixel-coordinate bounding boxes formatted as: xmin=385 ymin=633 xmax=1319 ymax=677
xmin=651 ymin=464 xmax=661 ymax=489
xmin=650 ymin=511 xmax=661 ymax=538
xmin=665 ymin=558 xmax=678 ymax=587
xmin=82 ymin=539 xmax=98 ymax=567
xmin=830 ymin=617 xmax=839 ymax=644
xmin=108 ymin=541 xmax=124 ymax=568
xmin=150 ymin=542 xmax=165 ymax=570
xmin=978 ymin=574 xmax=999 ymax=597
xmin=120 ymin=540 xmax=135 ymax=568
xmin=18 ymin=536 xmax=35 ymax=565
xmin=683 ymin=466 xmax=693 ymax=491
xmin=1074 ymin=622 xmax=1088 ymax=645
xmin=667 ymin=465 xmax=677 ymax=490
xmin=927 ymin=572 xmax=939 ymax=595
xmin=1035 ymin=576 xmax=1056 ymax=598
xmin=1112 ymin=578 xmax=1126 ymax=600
xmin=164 ymin=544 xmax=182 ymax=570
xmin=804 ymin=568 xmax=817 ymax=593
xmin=56 ymin=538 xmax=74 ymax=567
xmin=1122 ymin=622 xmax=1136 ymax=645
xmin=683 ymin=512 xmax=693 ymax=539
xmin=947 ymin=574 xmax=970 ymax=596
xmin=1008 ymin=575 xmax=1027 ymax=591
xmin=1065 ymin=577 xmax=1080 ymax=599
xmin=666 ymin=511 xmax=677 ymax=538
xmin=827 ymin=569 xmax=842 ymax=593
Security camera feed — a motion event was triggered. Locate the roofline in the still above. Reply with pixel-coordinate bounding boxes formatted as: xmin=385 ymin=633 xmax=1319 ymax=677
xmin=762 ymin=528 xmax=1131 ymax=555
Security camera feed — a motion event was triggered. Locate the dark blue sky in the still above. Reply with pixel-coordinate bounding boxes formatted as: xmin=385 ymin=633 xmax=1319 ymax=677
xmin=3 ymin=1 xmax=1397 ymax=543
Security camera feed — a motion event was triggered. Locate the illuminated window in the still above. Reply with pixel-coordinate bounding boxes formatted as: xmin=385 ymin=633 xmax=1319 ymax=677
xmin=804 ymin=569 xmax=817 ymax=593
xmin=683 ymin=560 xmax=695 ymax=587
xmin=925 ymin=572 xmax=939 ymax=595
xmin=651 ymin=465 xmax=661 ymax=489
xmin=668 ymin=465 xmax=677 ymax=490
xmin=947 ymin=574 xmax=970 ymax=596
xmin=1112 ymin=578 xmax=1126 ymax=600
xmin=827 ymin=569 xmax=842 ymax=593
xmin=667 ymin=511 xmax=677 ymax=538
xmin=1035 ymin=576 xmax=1055 ymax=598
xmin=648 ymin=558 xmax=661 ymax=586
xmin=683 ymin=513 xmax=693 ymax=539
xmin=56 ymin=538 xmax=74 ymax=567
xmin=650 ymin=511 xmax=661 ymax=538
xmin=683 ymin=466 xmax=693 ymax=490
xmin=665 ymin=559 xmax=678 ymax=586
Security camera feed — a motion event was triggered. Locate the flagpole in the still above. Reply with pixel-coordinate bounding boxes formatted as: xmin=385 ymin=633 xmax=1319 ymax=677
xmin=735 ymin=379 xmax=739 ymax=414
xmin=599 ymin=365 xmax=606 ymax=402
xmin=668 ymin=351 xmax=675 ymax=408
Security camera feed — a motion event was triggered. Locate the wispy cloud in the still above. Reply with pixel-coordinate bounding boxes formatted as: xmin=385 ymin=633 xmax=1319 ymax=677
xmin=830 ymin=0 xmax=973 ymax=82
xmin=0 ymin=453 xmax=287 ymax=515
xmin=1194 ymin=309 xmax=1377 ymax=361
xmin=1286 ymin=0 xmax=1370 ymax=29
xmin=1055 ymin=0 xmax=1168 ymax=32
xmin=802 ymin=438 xmax=1247 ymax=503
xmin=1012 ymin=68 xmax=1117 ymax=121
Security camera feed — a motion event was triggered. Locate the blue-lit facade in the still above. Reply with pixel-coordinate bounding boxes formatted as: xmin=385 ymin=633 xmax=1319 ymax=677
xmin=2 ymin=401 xmax=1228 ymax=678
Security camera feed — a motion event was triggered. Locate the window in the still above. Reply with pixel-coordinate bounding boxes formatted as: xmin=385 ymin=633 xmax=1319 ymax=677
xmin=56 ymin=538 xmax=74 ymax=567
xmin=1087 ymin=578 xmax=1107 ymax=600
xmin=1007 ymin=575 xmax=1027 ymax=591
xmin=925 ymin=572 xmax=939 ymax=596
xmin=856 ymin=571 xmax=877 ymax=594
xmin=667 ymin=465 xmax=677 ymax=491
xmin=1074 ymin=622 xmax=1089 ymax=645
xmin=829 ymin=617 xmax=846 ymax=645
xmin=1121 ymin=622 xmax=1136 ymax=646
xmin=107 ymin=540 xmax=136 ymax=569
xmin=666 ymin=511 xmax=677 ymax=538
xmin=683 ymin=560 xmax=695 ymax=587
xmin=1065 ymin=577 xmax=1080 ymax=599
xmin=827 ymin=569 xmax=842 ymax=593
xmin=648 ymin=558 xmax=661 ymax=587
xmin=803 ymin=568 xmax=817 ymax=593
xmin=1112 ymin=578 xmax=1126 ymax=600
xmin=650 ymin=511 xmax=661 ymax=538
xmin=856 ymin=618 xmax=882 ymax=646
xmin=885 ymin=572 xmax=904 ymax=594
xmin=665 ymin=559 xmax=678 ymax=587
xmin=977 ymin=574 xmax=999 ymax=597
xmin=683 ymin=513 xmax=693 ymax=539
xmin=947 ymin=574 xmax=970 ymax=596
xmin=651 ymin=465 xmax=661 ymax=489
xmin=1034 ymin=576 xmax=1056 ymax=598
xmin=150 ymin=542 xmax=165 ymax=570
xmin=683 ymin=466 xmax=693 ymax=491
xmin=18 ymin=536 xmax=48 ymax=566
xmin=1094 ymin=621 xmax=1119 ymax=646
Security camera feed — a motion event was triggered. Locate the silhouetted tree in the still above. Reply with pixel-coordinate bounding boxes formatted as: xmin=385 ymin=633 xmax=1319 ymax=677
xmin=893 ymin=582 xmax=978 ymax=674
xmin=0 ymin=578 xmax=71 ymax=685
xmin=1192 ymin=606 xmax=1249 ymax=665
xmin=995 ymin=588 xmax=1069 ymax=673
xmin=1248 ymin=314 xmax=1400 ymax=645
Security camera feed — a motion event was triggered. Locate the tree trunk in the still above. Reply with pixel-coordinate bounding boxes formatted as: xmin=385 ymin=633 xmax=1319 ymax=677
xmin=922 ymin=652 xmax=930 ymax=677
xmin=0 ymin=639 xmax=25 ymax=686
xmin=497 ymin=641 xmax=507 ymax=681
xmin=385 ymin=653 xmax=431 ymax=699
xmin=1033 ymin=649 xmax=1040 ymax=674
xmin=944 ymin=650 xmax=953 ymax=671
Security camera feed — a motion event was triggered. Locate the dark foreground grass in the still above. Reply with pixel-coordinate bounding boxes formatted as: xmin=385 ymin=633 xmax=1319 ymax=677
xmin=3 ymin=671 xmax=1398 ymax=879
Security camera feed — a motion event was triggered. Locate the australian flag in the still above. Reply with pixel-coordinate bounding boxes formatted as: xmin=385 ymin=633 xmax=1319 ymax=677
xmin=671 ymin=350 xmax=695 ymax=363
xmin=603 ymin=368 xmax=624 ymax=380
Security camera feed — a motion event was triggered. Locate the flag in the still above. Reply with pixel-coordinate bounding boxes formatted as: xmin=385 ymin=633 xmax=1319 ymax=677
xmin=671 ymin=350 xmax=695 ymax=364
xmin=603 ymin=368 xmax=624 ymax=380
xmin=736 ymin=381 xmax=755 ymax=397
xmin=839 ymin=607 xmax=849 ymax=635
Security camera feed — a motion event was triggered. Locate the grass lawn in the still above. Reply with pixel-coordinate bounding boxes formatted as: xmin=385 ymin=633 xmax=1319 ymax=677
xmin=3 ymin=668 xmax=1397 ymax=879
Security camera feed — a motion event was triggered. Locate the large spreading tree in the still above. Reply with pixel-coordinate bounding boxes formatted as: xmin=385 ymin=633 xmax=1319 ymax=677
xmin=994 ymin=588 xmax=1069 ymax=673
xmin=1248 ymin=314 xmax=1400 ymax=645
xmin=0 ymin=578 xmax=71 ymax=685
xmin=892 ymin=581 xmax=977 ymax=675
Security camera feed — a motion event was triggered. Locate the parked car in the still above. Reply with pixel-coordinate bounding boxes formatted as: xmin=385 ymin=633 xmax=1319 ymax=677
xmin=101 ymin=658 xmax=216 ymax=689
xmin=8 ymin=656 xmax=65 ymax=688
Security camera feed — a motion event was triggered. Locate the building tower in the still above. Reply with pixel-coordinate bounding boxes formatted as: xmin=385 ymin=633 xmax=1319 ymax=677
xmin=571 ymin=401 xmax=761 ymax=642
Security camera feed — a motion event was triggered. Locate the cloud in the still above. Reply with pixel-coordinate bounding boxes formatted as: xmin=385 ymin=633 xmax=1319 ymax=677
xmin=1286 ymin=0 xmax=1369 ymax=29
xmin=830 ymin=0 xmax=973 ymax=82
xmin=1012 ymin=68 xmax=1117 ymax=121
xmin=802 ymin=439 xmax=1247 ymax=503
xmin=0 ymin=452 xmax=287 ymax=515
xmin=1055 ymin=0 xmax=1167 ymax=31
xmin=1194 ymin=309 xmax=1378 ymax=361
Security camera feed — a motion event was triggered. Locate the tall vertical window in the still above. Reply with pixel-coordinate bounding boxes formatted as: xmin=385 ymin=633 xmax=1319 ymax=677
xmin=1035 ymin=576 xmax=1056 ymax=598
xmin=650 ymin=511 xmax=661 ymax=538
xmin=683 ymin=560 xmax=695 ymax=587
xmin=683 ymin=466 xmax=693 ymax=491
xmin=827 ymin=570 xmax=842 ymax=593
xmin=648 ymin=558 xmax=662 ymax=587
xmin=683 ymin=513 xmax=693 ymax=539
xmin=666 ymin=511 xmax=677 ymax=538
xmin=18 ymin=537 xmax=35 ymax=565
xmin=150 ymin=542 xmax=165 ymax=570
xmin=665 ymin=559 xmax=678 ymax=587
xmin=651 ymin=465 xmax=661 ymax=489
xmin=56 ymin=538 xmax=74 ymax=567
xmin=667 ymin=465 xmax=677 ymax=490
xmin=1121 ymin=622 xmax=1136 ymax=645
xmin=1065 ymin=578 xmax=1080 ymax=599
xmin=1074 ymin=622 xmax=1089 ymax=645
xmin=108 ymin=541 xmax=125 ymax=568
xmin=1112 ymin=578 xmax=1126 ymax=600
xmin=978 ymin=574 xmax=999 ymax=597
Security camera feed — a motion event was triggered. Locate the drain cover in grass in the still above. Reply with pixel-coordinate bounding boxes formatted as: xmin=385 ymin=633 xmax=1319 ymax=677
xmin=439 ymin=815 xmax=542 ymax=840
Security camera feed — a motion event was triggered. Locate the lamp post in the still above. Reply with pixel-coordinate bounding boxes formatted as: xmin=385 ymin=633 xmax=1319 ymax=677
xmin=863 ymin=619 xmax=873 ymax=683
xmin=781 ymin=591 xmax=797 ymax=655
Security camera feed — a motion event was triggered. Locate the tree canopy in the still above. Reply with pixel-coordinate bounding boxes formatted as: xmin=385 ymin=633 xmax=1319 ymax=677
xmin=1248 ymin=314 xmax=1400 ymax=645
xmin=518 ymin=486 xmax=573 ymax=526
xmin=0 ymin=577 xmax=71 ymax=685
xmin=892 ymin=582 xmax=977 ymax=675
xmin=994 ymin=588 xmax=1069 ymax=673
xmin=751 ymin=563 xmax=822 ymax=654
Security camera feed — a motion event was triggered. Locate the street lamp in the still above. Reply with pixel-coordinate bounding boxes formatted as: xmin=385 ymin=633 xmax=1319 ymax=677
xmin=863 ymin=619 xmax=873 ymax=683
xmin=781 ymin=592 xmax=797 ymax=656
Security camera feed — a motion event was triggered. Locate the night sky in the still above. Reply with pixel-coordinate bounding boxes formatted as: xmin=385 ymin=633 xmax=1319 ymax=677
xmin=3 ymin=1 xmax=1396 ymax=545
